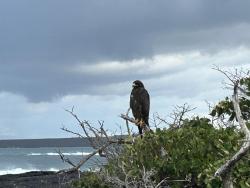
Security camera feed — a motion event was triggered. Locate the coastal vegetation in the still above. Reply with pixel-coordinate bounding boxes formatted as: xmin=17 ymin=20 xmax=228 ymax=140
xmin=74 ymin=121 xmax=249 ymax=187
xmin=63 ymin=68 xmax=250 ymax=188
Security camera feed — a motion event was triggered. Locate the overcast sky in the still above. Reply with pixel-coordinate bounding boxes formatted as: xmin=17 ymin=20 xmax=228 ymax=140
xmin=1 ymin=0 xmax=250 ymax=139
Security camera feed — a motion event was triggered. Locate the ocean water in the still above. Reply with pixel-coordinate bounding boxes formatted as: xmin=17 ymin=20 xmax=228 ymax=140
xmin=0 ymin=147 xmax=102 ymax=175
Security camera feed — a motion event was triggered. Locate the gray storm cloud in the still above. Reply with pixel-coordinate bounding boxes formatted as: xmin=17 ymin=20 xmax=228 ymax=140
xmin=1 ymin=0 xmax=250 ymax=101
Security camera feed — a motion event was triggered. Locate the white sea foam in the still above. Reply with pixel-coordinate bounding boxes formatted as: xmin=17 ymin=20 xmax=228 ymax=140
xmin=0 ymin=168 xmax=37 ymax=175
xmin=0 ymin=168 xmax=59 ymax=175
xmin=47 ymin=168 xmax=59 ymax=172
xmin=28 ymin=152 xmax=95 ymax=156
xmin=27 ymin=153 xmax=42 ymax=156
xmin=46 ymin=152 xmax=60 ymax=156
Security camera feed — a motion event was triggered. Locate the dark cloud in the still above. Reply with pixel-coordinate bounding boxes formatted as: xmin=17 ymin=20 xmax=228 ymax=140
xmin=1 ymin=0 xmax=250 ymax=101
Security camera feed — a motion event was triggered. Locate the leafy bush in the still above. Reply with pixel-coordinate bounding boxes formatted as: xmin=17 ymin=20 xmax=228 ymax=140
xmin=105 ymin=118 xmax=249 ymax=187
xmin=73 ymin=171 xmax=110 ymax=188
xmin=74 ymin=76 xmax=250 ymax=187
xmin=211 ymin=77 xmax=250 ymax=121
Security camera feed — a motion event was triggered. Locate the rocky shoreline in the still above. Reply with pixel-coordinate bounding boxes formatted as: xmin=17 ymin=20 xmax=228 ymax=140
xmin=0 ymin=170 xmax=80 ymax=188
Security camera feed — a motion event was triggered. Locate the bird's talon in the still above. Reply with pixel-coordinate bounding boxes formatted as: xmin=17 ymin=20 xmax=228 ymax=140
xmin=135 ymin=119 xmax=140 ymax=125
xmin=138 ymin=119 xmax=145 ymax=127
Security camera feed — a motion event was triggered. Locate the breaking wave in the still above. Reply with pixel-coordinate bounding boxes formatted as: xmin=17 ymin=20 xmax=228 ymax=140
xmin=0 ymin=168 xmax=59 ymax=175
xmin=27 ymin=152 xmax=95 ymax=156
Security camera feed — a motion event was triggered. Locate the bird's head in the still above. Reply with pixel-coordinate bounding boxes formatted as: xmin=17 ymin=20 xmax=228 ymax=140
xmin=132 ymin=80 xmax=144 ymax=88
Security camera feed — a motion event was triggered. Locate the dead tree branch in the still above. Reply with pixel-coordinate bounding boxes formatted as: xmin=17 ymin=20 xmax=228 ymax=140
xmin=214 ymin=67 xmax=250 ymax=188
xmin=125 ymin=108 xmax=131 ymax=136
xmin=120 ymin=114 xmax=137 ymax=124
xmin=120 ymin=113 xmax=151 ymax=133
xmin=58 ymin=108 xmax=134 ymax=173
xmin=61 ymin=127 xmax=84 ymax=139
xmin=57 ymin=149 xmax=77 ymax=168
xmin=155 ymin=103 xmax=196 ymax=128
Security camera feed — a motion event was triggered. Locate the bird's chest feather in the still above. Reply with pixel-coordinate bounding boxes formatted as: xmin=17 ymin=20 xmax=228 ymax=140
xmin=131 ymin=90 xmax=142 ymax=105
xmin=130 ymin=94 xmax=137 ymax=104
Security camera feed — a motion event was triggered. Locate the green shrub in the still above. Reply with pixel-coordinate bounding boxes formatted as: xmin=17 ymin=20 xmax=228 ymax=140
xmin=74 ymin=76 xmax=250 ymax=187
xmin=106 ymin=117 xmax=249 ymax=187
xmin=72 ymin=171 xmax=110 ymax=188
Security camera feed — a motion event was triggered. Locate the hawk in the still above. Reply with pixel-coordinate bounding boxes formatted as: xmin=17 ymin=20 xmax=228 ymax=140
xmin=130 ymin=80 xmax=150 ymax=136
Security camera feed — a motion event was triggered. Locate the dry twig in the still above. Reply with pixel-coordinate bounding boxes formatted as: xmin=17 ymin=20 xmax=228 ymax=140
xmin=58 ymin=108 xmax=133 ymax=173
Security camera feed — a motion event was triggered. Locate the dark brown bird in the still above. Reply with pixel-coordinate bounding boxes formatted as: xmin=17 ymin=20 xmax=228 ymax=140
xmin=130 ymin=80 xmax=150 ymax=136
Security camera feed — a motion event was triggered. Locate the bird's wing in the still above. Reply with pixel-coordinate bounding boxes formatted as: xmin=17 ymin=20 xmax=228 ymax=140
xmin=141 ymin=89 xmax=150 ymax=117
xmin=129 ymin=92 xmax=134 ymax=109
xmin=130 ymin=91 xmax=138 ymax=118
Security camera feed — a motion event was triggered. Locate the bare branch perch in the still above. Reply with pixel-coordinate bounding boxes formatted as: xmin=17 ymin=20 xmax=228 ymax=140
xmin=120 ymin=114 xmax=137 ymax=124
xmin=120 ymin=113 xmax=151 ymax=133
